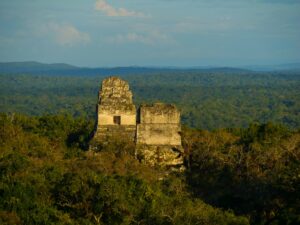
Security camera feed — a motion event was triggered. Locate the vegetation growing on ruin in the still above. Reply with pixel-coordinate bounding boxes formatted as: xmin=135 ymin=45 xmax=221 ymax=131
xmin=1 ymin=113 xmax=299 ymax=225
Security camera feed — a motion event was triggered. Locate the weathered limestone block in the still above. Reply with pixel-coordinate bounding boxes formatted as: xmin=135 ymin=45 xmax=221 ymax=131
xmin=99 ymin=77 xmax=136 ymax=115
xmin=136 ymin=145 xmax=184 ymax=170
xmin=136 ymin=124 xmax=181 ymax=146
xmin=136 ymin=103 xmax=184 ymax=169
xmin=139 ymin=103 xmax=180 ymax=124
xmin=91 ymin=77 xmax=136 ymax=147
xmin=135 ymin=148 xmax=184 ymax=170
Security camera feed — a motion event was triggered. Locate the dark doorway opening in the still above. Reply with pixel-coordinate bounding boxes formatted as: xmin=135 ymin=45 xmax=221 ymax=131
xmin=113 ymin=116 xmax=121 ymax=125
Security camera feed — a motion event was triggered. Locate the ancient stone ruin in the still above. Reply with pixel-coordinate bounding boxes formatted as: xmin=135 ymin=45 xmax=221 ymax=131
xmin=92 ymin=77 xmax=137 ymax=142
xmin=90 ymin=76 xmax=184 ymax=170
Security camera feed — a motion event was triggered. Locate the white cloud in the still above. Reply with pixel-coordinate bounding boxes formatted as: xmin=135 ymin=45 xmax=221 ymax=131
xmin=45 ymin=23 xmax=90 ymax=46
xmin=95 ymin=0 xmax=144 ymax=17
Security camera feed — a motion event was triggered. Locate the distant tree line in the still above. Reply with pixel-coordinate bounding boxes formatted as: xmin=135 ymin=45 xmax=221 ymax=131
xmin=0 ymin=71 xmax=299 ymax=130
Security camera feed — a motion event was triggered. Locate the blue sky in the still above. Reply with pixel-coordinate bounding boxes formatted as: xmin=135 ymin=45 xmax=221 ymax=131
xmin=0 ymin=0 xmax=299 ymax=67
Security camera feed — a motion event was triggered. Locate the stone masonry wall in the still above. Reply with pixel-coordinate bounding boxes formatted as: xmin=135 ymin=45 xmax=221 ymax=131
xmin=139 ymin=103 xmax=180 ymax=124
xmin=90 ymin=77 xmax=184 ymax=170
xmin=136 ymin=103 xmax=184 ymax=169
xmin=91 ymin=77 xmax=136 ymax=146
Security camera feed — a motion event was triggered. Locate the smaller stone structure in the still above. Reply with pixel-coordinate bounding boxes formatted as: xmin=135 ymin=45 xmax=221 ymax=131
xmin=136 ymin=103 xmax=183 ymax=168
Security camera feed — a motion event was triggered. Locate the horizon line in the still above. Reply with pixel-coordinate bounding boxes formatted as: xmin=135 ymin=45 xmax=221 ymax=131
xmin=1 ymin=60 xmax=300 ymax=69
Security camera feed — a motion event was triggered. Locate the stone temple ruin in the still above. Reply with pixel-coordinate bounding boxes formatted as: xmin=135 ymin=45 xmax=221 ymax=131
xmin=90 ymin=76 xmax=184 ymax=169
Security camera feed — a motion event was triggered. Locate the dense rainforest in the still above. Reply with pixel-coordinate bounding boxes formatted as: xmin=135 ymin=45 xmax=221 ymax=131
xmin=0 ymin=70 xmax=299 ymax=224
xmin=0 ymin=113 xmax=299 ymax=224
xmin=0 ymin=71 xmax=299 ymax=130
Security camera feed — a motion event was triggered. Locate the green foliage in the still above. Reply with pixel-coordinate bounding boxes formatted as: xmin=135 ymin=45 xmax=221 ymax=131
xmin=0 ymin=152 xmax=28 ymax=176
xmin=0 ymin=113 xmax=250 ymax=224
xmin=0 ymin=113 xmax=299 ymax=224
xmin=92 ymin=136 xmax=136 ymax=157
xmin=1 ymin=71 xmax=299 ymax=130
xmin=239 ymin=122 xmax=291 ymax=146
xmin=183 ymin=124 xmax=300 ymax=225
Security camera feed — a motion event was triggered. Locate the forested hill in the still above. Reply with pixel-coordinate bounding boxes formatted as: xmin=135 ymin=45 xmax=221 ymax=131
xmin=0 ymin=62 xmax=78 ymax=74
xmin=2 ymin=61 xmax=300 ymax=75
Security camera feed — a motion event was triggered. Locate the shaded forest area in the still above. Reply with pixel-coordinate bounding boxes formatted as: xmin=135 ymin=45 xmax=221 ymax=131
xmin=0 ymin=71 xmax=299 ymax=130
xmin=0 ymin=113 xmax=299 ymax=224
